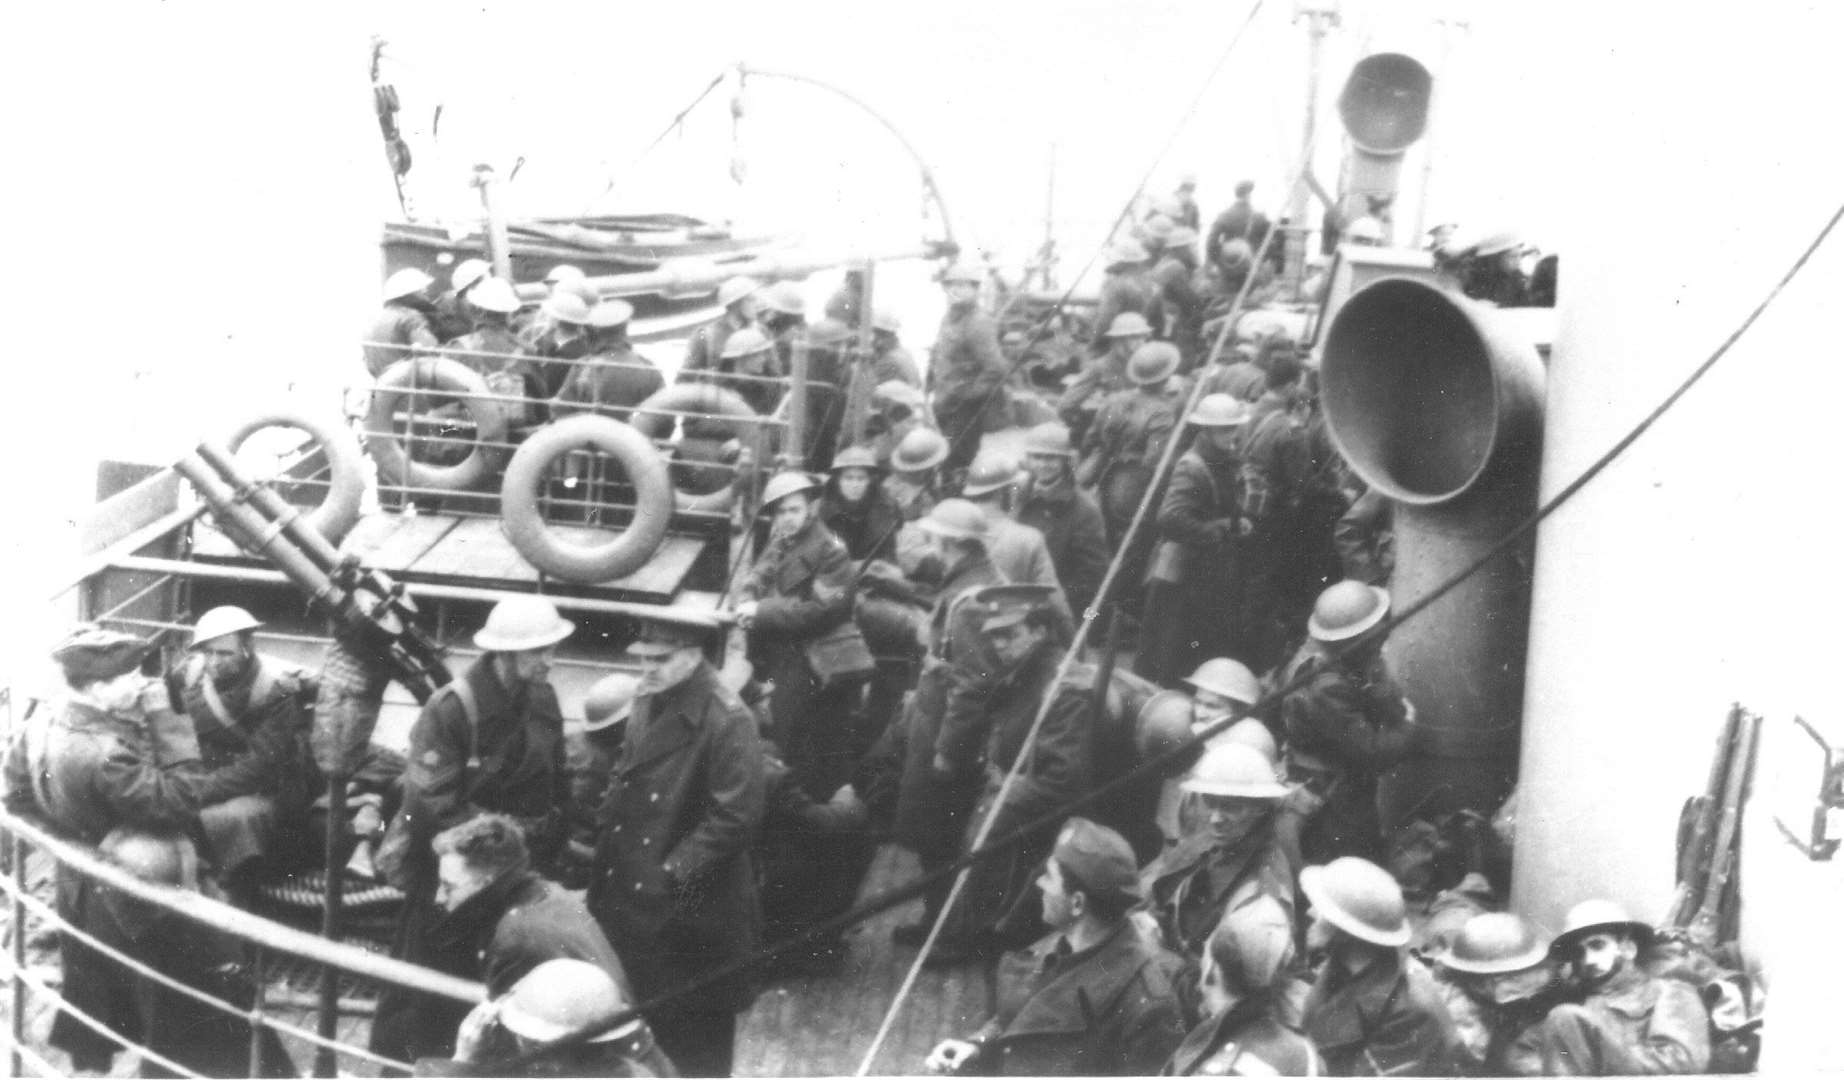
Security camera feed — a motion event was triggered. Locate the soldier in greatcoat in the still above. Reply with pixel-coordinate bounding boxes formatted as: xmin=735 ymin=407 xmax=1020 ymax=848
xmin=1015 ymin=422 xmax=1109 ymax=621
xmin=589 ymin=619 xmax=766 ymax=1078
xmin=931 ymin=264 xmax=1008 ymax=475
xmin=1535 ymin=901 xmax=1711 ymax=1075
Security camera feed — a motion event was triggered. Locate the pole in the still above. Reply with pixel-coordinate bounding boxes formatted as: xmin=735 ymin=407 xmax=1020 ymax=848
xmin=1412 ymin=15 xmax=1466 ymax=243
xmin=314 ymin=773 xmax=346 ymax=1078
xmin=786 ymin=336 xmax=810 ymax=469
xmin=473 ymin=164 xmax=513 ymax=282
xmin=1042 ymin=143 xmax=1059 ymax=291
xmin=1287 ymin=1 xmax=1341 ymax=286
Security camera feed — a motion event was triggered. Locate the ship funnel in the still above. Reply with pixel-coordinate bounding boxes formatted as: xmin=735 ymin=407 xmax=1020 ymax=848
xmin=1336 ymin=53 xmax=1433 ymax=230
xmin=1320 ymin=278 xmax=1545 ymax=819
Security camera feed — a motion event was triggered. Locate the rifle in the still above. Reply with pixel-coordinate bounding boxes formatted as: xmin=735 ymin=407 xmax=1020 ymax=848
xmin=1664 ymin=706 xmax=1740 ymax=928
xmin=1688 ymin=706 xmax=1761 ymax=947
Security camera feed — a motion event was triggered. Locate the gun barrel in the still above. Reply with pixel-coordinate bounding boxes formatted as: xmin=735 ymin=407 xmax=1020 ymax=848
xmin=174 ymin=453 xmax=343 ymax=606
xmin=195 ymin=439 xmax=344 ymax=572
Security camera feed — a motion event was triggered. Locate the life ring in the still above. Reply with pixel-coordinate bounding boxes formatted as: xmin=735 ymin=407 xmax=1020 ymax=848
xmin=224 ymin=409 xmax=366 ymax=544
xmin=366 ymin=357 xmax=509 ymax=492
xmin=500 ymin=415 xmax=674 ymax=583
xmin=630 ymin=383 xmax=760 ymax=514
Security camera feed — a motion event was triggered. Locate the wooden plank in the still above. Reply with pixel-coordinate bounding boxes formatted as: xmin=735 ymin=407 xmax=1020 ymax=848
xmin=347 ymin=513 xmax=462 ymax=571
xmin=409 ymin=519 xmax=706 ymax=600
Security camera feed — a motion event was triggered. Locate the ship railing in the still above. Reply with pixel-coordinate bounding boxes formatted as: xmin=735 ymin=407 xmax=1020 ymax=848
xmin=0 ymin=690 xmax=484 ymax=1077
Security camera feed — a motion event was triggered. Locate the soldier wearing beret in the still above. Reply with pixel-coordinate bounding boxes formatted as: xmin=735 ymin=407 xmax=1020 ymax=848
xmin=3 ymin=627 xmax=212 ymax=1073
xmin=589 ymin=619 xmax=766 ymax=1078
xmin=926 ymin=818 xmax=1187 ymax=1076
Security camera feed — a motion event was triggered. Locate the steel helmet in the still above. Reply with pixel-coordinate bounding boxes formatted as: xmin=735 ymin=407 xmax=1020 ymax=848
xmin=1128 ymin=341 xmax=1181 ymax=385
xmin=717 ymin=275 xmax=763 ymax=309
xmin=1103 ymin=311 xmax=1153 ymax=339
xmin=1345 ymin=216 xmax=1385 ymax=245
xmin=759 ymin=281 xmax=807 ymax=317
xmin=582 ymin=673 xmax=641 ymax=733
xmin=1107 ymin=239 xmax=1149 ymax=267
xmin=1134 ymin=689 xmax=1196 ymax=761
xmin=1182 ymin=741 xmax=1288 ymax=799
xmin=543 ymin=264 xmax=586 ymax=285
xmin=872 ymin=309 xmax=902 ymax=333
xmin=101 ymin=828 xmax=188 ymax=885
xmin=543 ymin=291 xmax=592 ymax=327
xmin=473 ymin=595 xmax=574 ymax=652
xmin=190 ymin=605 xmax=263 ymax=647
xmin=1442 ymin=912 xmax=1550 ymax=975
xmin=830 ymin=444 xmax=882 ymax=473
xmin=1299 ymin=856 xmax=1411 ymax=947
xmin=874 ymin=380 xmax=926 ymax=411
xmin=1218 ymin=238 xmax=1253 ymax=268
xmin=468 ymin=277 xmax=521 ymax=315
xmin=1550 ymin=899 xmax=1654 ymax=957
xmin=1474 ymin=229 xmax=1523 ymax=257
xmin=450 ymin=258 xmax=491 ymax=293
xmin=1212 ymin=717 xmax=1279 ymax=762
xmin=1142 ymin=214 xmax=1175 ymax=242
xmin=562 ymin=277 xmax=603 ymax=307
xmin=1308 ymin=581 xmax=1391 ymax=642
xmin=808 ymin=318 xmax=852 ymax=349
xmin=760 ymin=471 xmax=822 ymax=509
xmin=720 ymin=325 xmax=774 ymax=360
xmin=917 ymin=498 xmax=989 ymax=541
xmin=1211 ymin=893 xmax=1296 ymax=994
xmin=940 ymin=263 xmax=984 ymax=286
xmin=1021 ymin=422 xmax=1076 ymax=458
xmin=1184 ymin=657 xmax=1260 ymax=706
xmin=890 ymin=428 xmax=950 ymax=473
xmin=960 ymin=452 xmax=1021 ymax=498
xmin=383 ymin=267 xmax=434 ymax=301
xmin=586 ymin=299 xmax=635 ymax=329
xmin=498 ymin=958 xmax=638 ymax=1043
xmin=1151 ymin=194 xmax=1186 ymax=218
xmin=1188 ymin=393 xmax=1253 ymax=428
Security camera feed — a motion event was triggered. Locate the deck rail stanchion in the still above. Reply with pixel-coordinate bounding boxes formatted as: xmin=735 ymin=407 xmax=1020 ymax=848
xmin=315 ymin=772 xmax=345 ymax=1079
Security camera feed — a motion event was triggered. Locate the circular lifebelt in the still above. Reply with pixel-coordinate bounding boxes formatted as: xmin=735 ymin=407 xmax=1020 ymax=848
xmin=224 ymin=409 xmax=366 ymax=544
xmin=500 ymin=415 xmax=674 ymax=583
xmin=366 ymin=357 xmax=509 ymax=492
xmin=629 ymin=383 xmax=760 ymax=514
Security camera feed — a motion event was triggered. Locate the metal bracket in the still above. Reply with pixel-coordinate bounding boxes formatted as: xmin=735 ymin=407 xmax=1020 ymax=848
xmin=1773 ymin=714 xmax=1843 ymax=861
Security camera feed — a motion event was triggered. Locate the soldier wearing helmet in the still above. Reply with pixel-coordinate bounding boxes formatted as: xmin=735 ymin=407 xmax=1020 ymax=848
xmin=884 ymin=426 xmax=950 ymax=576
xmin=1300 ymin=856 xmax=1461 ymax=1075
xmin=2 ymin=628 xmax=212 ymax=1073
xmin=1429 ymin=911 xmax=1562 ymax=1076
xmin=422 ymin=957 xmax=675 ymax=1077
xmin=1015 ymin=422 xmax=1109 ymax=620
xmin=518 ymin=289 xmax=596 ymax=397
xmin=1533 ymin=900 xmax=1711 ymax=1075
xmin=1150 ymin=221 xmax=1205 ymax=365
xmin=372 ymin=595 xmax=574 ymax=1064
xmin=835 ymin=308 xmax=921 ymax=455
xmin=430 ymin=257 xmax=493 ymax=342
xmin=682 ymin=274 xmax=764 ymax=376
xmin=931 ymin=263 xmax=1008 ymax=474
xmin=553 ymin=298 xmax=665 ymax=428
xmin=819 ymin=444 xmax=903 ymax=564
xmin=1141 ymin=740 xmax=1297 ymax=970
xmin=1167 ymin=894 xmax=1324 ymax=1076
xmin=449 ymin=277 xmax=546 ymax=428
xmin=733 ymin=470 xmax=868 ymax=797
xmin=1138 ymin=392 xmax=1257 ymax=682
xmin=1236 ymin=348 xmax=1315 ymax=671
xmin=960 ymin=452 xmax=1070 ymax=630
xmin=891 ymin=499 xmax=1007 ymax=944
xmin=589 ymin=618 xmax=765 ymax=1077
xmin=925 ymin=818 xmax=1187 ymax=1075
xmin=162 ymin=605 xmax=318 ymax=901
xmin=1091 ymin=238 xmax=1156 ymax=356
xmin=365 ymin=266 xmax=441 ymax=376
xmin=683 ymin=322 xmax=783 ymax=418
xmin=1057 ymin=310 xmax=1152 ymax=447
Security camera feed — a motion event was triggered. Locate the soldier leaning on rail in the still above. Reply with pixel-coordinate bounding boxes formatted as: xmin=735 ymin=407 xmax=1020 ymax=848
xmin=2 ymin=628 xmax=210 ymax=1073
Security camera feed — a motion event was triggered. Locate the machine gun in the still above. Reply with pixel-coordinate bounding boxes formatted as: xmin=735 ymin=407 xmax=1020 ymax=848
xmin=1665 ymin=704 xmax=1761 ymax=947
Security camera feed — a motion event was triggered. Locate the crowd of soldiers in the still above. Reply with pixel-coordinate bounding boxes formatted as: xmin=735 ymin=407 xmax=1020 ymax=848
xmin=4 ymin=179 xmax=1727 ymax=1078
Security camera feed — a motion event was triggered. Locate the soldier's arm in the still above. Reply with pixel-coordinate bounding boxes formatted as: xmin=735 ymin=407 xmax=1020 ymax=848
xmin=933 ymin=640 xmax=1004 ymax=773
xmin=1283 ymin=675 xmax=1418 ymax=770
xmin=1627 ymin=980 xmax=1712 ymax=1074
xmin=93 ymin=742 xmax=206 ymax=831
xmin=662 ymin=705 xmax=765 ymax=886
xmin=400 ymin=697 xmax=477 ymax=836
xmin=1116 ymin=977 xmax=1189 ymax=1078
xmin=191 ymin=706 xmax=299 ymax=805
xmin=1056 ymin=368 xmax=1097 ymax=429
xmin=1156 ymin=461 xmax=1222 ymax=547
xmin=1003 ymin=686 xmax=1092 ymax=822
xmin=753 ymin=541 xmax=855 ymax=635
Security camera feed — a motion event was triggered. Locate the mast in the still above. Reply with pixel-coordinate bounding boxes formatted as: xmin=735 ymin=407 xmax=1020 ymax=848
xmin=1288 ymin=0 xmax=1341 ymax=282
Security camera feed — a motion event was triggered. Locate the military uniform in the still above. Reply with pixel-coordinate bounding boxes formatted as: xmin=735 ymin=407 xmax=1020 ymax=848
xmin=1150 ymin=250 xmax=1205 ymax=364
xmin=1056 ymin=353 xmax=1132 ymax=449
xmin=1165 ymin=996 xmax=1324 ymax=1076
xmin=1335 ymin=486 xmax=1395 ymax=586
xmin=968 ymin=920 xmax=1188 ymax=1076
xmin=1536 ymin=967 xmax=1711 ymax=1075
xmin=552 ymin=344 xmax=666 ymax=424
xmin=1145 ymin=438 xmax=1251 ymax=681
xmin=1436 ymin=977 xmax=1558 ymax=1076
xmin=3 ymin=697 xmax=210 ymax=1070
xmin=740 ymin=515 xmax=864 ymax=797
xmin=1276 ymin=647 xmax=1416 ymax=864
xmin=820 ymin=485 xmax=904 ymax=564
xmin=589 ymin=660 xmax=766 ymax=1078
xmin=1141 ymin=828 xmax=1297 ymax=959
xmin=1091 ymin=269 xmax=1155 ymax=356
xmin=931 ymin=304 xmax=1007 ymax=471
xmin=680 ymin=310 xmax=754 ymax=376
xmin=1017 ymin=473 xmax=1110 ymax=621
xmin=1237 ymin=391 xmax=1312 ymax=670
xmin=365 ymin=299 xmax=440 ymax=376
xmin=1303 ymin=949 xmax=1459 ymax=1076
xmin=374 ymin=657 xmax=568 ymax=1064
xmin=1198 ymin=359 xmax=1266 ymax=403
xmin=166 ymin=653 xmax=315 ymax=878
xmin=1082 ymin=385 xmax=1180 ymax=537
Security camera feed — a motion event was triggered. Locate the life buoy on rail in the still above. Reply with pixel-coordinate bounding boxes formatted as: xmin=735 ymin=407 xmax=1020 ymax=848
xmin=366 ymin=357 xmax=509 ymax=492
xmin=629 ymin=383 xmax=760 ymax=515
xmin=500 ymin=415 xmax=674 ymax=583
xmin=224 ymin=409 xmax=366 ymax=544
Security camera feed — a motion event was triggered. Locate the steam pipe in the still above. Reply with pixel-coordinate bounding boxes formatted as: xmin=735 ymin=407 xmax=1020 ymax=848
xmin=1319 ymin=277 xmax=1545 ymax=818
